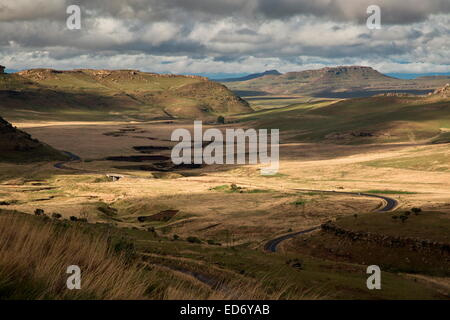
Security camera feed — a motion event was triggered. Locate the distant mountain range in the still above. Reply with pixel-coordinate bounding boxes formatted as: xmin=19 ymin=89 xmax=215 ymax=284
xmin=221 ymin=66 xmax=450 ymax=98
xmin=216 ymin=70 xmax=282 ymax=82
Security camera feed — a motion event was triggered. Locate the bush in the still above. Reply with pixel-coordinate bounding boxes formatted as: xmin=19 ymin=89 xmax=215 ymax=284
xmin=34 ymin=208 xmax=45 ymax=216
xmin=51 ymin=213 xmax=62 ymax=219
xmin=186 ymin=236 xmax=202 ymax=244
xmin=411 ymin=207 xmax=422 ymax=215
xmin=217 ymin=115 xmax=225 ymax=124
xmin=173 ymin=234 xmax=180 ymax=240
xmin=69 ymin=216 xmax=78 ymax=221
xmin=292 ymin=199 xmax=306 ymax=206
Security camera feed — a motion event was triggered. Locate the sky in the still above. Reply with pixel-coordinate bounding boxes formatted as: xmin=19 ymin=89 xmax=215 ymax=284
xmin=0 ymin=0 xmax=449 ymax=76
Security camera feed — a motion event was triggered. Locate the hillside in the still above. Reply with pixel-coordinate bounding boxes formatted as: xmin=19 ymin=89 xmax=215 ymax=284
xmin=225 ymin=66 xmax=450 ymax=98
xmin=217 ymin=70 xmax=281 ymax=82
xmin=0 ymin=116 xmax=68 ymax=162
xmin=0 ymin=68 xmax=251 ymax=121
xmin=236 ymin=91 xmax=450 ymax=144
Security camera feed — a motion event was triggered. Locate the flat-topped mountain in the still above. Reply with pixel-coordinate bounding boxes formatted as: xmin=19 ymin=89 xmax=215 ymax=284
xmin=0 ymin=116 xmax=68 ymax=162
xmin=0 ymin=68 xmax=251 ymax=121
xmin=225 ymin=66 xmax=450 ymax=98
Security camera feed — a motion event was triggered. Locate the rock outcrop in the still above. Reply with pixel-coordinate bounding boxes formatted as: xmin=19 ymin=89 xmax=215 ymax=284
xmin=432 ymin=83 xmax=450 ymax=97
xmin=321 ymin=221 xmax=450 ymax=254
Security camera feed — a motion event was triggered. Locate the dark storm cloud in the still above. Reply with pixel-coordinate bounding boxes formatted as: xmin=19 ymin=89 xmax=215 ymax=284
xmin=0 ymin=0 xmax=449 ymax=74
xmin=2 ymin=0 xmax=450 ymax=24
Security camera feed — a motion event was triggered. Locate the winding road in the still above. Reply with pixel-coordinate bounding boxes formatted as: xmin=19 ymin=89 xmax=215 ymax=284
xmin=54 ymin=151 xmax=82 ymax=170
xmin=264 ymin=189 xmax=398 ymax=252
xmin=53 ymin=152 xmax=399 ymax=254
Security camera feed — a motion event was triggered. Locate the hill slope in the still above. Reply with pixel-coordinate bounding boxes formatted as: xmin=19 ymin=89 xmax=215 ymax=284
xmin=225 ymin=66 xmax=450 ymax=98
xmin=217 ymin=70 xmax=281 ymax=82
xmin=0 ymin=69 xmax=251 ymax=121
xmin=237 ymin=91 xmax=450 ymax=144
xmin=0 ymin=116 xmax=68 ymax=162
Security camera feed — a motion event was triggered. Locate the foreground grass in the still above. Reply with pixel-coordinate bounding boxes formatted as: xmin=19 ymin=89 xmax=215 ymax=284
xmin=0 ymin=210 xmax=315 ymax=300
xmin=0 ymin=212 xmax=152 ymax=299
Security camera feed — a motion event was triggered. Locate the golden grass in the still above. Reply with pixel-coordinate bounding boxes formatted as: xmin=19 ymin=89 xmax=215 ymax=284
xmin=0 ymin=212 xmax=321 ymax=300
xmin=0 ymin=213 xmax=151 ymax=299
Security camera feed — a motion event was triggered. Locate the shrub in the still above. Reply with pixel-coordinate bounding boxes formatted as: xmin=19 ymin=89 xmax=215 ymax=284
xmin=34 ymin=208 xmax=44 ymax=216
xmin=292 ymin=199 xmax=306 ymax=206
xmin=186 ymin=236 xmax=202 ymax=244
xmin=411 ymin=207 xmax=422 ymax=215
xmin=217 ymin=115 xmax=225 ymax=124
xmin=69 ymin=216 xmax=78 ymax=221
xmin=173 ymin=234 xmax=180 ymax=240
xmin=51 ymin=213 xmax=62 ymax=219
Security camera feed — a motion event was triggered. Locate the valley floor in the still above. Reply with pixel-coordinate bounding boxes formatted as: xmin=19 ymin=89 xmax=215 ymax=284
xmin=0 ymin=119 xmax=449 ymax=299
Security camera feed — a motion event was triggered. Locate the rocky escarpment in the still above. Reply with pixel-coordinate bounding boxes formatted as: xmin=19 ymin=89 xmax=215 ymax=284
xmin=321 ymin=221 xmax=450 ymax=254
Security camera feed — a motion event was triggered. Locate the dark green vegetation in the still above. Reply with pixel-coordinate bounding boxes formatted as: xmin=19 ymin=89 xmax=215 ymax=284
xmin=0 ymin=69 xmax=251 ymax=121
xmin=225 ymin=66 xmax=450 ymax=98
xmin=0 ymin=116 xmax=68 ymax=162
xmin=291 ymin=210 xmax=450 ymax=277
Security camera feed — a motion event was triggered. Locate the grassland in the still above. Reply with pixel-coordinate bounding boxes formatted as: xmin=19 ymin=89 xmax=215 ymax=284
xmin=0 ymin=69 xmax=251 ymax=122
xmin=1 ymin=80 xmax=450 ymax=299
xmin=230 ymin=94 xmax=450 ymax=145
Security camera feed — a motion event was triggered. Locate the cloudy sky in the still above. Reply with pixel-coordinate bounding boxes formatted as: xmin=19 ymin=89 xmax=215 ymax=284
xmin=0 ymin=0 xmax=449 ymax=76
